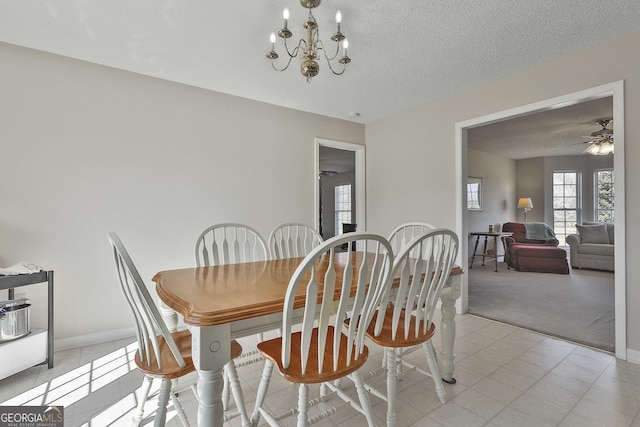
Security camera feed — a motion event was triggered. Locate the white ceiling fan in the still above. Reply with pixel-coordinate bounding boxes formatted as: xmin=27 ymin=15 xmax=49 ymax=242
xmin=583 ymin=119 xmax=613 ymax=139
xmin=581 ymin=119 xmax=614 ymax=155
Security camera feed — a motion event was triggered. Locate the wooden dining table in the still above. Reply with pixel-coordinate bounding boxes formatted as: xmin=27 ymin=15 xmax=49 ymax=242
xmin=153 ymin=252 xmax=463 ymax=427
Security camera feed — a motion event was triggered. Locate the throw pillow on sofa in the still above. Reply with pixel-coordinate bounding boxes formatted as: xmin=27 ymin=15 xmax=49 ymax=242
xmin=576 ymin=224 xmax=610 ymax=244
xmin=583 ymin=221 xmax=614 ymax=244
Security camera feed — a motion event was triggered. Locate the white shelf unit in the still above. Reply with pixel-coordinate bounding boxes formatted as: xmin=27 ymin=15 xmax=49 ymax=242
xmin=0 ymin=270 xmax=54 ymax=379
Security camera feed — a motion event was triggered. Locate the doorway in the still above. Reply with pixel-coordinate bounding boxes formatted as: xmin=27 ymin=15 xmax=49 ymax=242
xmin=455 ymin=81 xmax=627 ymax=360
xmin=314 ymin=138 xmax=366 ymax=240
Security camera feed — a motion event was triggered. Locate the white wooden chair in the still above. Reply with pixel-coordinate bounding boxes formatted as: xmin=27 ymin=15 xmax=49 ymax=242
xmin=107 ymin=232 xmax=249 ymax=426
xmin=387 ymin=222 xmax=436 ymax=255
xmin=194 ymin=223 xmax=268 ymax=419
xmin=195 ymin=223 xmax=268 ymax=267
xmin=386 ymin=222 xmax=437 ymax=371
xmin=364 ymin=228 xmax=459 ymax=427
xmin=250 ymin=232 xmax=394 ymax=427
xmin=268 ymin=222 xmax=323 ymax=259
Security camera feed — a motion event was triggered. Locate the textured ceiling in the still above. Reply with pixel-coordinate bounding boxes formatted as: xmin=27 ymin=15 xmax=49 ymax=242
xmin=1 ymin=0 xmax=639 ymax=127
xmin=468 ymin=96 xmax=614 ymax=159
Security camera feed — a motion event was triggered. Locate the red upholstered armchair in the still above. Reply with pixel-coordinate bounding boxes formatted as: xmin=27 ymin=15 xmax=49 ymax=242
xmin=501 ymin=222 xmax=559 ymax=267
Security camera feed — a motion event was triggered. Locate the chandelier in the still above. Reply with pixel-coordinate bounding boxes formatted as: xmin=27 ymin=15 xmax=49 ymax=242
xmin=266 ymin=0 xmax=350 ymax=83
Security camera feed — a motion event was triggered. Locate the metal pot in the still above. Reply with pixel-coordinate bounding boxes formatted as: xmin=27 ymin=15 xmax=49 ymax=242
xmin=0 ymin=298 xmax=31 ymax=342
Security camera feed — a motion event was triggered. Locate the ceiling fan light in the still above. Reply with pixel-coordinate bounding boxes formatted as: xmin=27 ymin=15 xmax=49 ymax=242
xmin=585 ymin=140 xmax=614 ymax=156
xmin=582 ymin=118 xmax=614 ymax=156
xmin=600 ymin=141 xmax=614 ymax=155
xmin=585 ymin=144 xmax=599 ymax=155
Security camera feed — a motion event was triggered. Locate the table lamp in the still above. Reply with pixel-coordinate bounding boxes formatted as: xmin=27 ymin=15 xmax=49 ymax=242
xmin=518 ymin=197 xmax=533 ymax=222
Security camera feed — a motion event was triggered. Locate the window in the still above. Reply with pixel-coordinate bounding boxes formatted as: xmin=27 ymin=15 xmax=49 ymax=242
xmin=467 ymin=177 xmax=482 ymax=210
xmin=595 ymin=169 xmax=614 ymax=223
xmin=335 ymin=184 xmax=352 ymax=235
xmin=553 ymin=171 xmax=578 ymax=246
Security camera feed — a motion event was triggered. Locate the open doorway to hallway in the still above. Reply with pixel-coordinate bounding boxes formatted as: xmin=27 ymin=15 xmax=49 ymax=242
xmin=318 ymin=146 xmax=355 ymax=240
xmin=314 ymin=138 xmax=366 ymax=244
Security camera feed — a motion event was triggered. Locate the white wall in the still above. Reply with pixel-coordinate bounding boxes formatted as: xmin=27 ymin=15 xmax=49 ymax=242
xmin=515 ymin=158 xmax=546 ymax=223
xmin=467 ymin=149 xmax=515 ymax=257
xmin=0 ymin=42 xmax=364 ymax=342
xmin=366 ymin=32 xmax=640 ymax=354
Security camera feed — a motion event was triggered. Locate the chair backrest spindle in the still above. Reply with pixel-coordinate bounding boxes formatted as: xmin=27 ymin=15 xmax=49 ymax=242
xmin=268 ymin=223 xmax=323 ymax=260
xmin=388 ymin=222 xmax=436 ymax=255
xmin=195 ymin=223 xmax=268 ymax=267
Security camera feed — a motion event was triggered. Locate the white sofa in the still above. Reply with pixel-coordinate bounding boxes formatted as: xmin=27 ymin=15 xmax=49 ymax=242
xmin=566 ymin=222 xmax=614 ymax=272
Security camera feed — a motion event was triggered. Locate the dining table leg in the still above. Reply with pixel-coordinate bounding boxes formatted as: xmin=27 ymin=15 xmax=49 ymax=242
xmin=158 ymin=300 xmax=179 ymax=332
xmin=191 ymin=324 xmax=232 ymax=427
xmin=439 ymin=274 xmax=461 ymax=384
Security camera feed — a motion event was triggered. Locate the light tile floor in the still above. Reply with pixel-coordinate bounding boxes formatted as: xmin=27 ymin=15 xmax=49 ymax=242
xmin=2 ymin=313 xmax=640 ymax=426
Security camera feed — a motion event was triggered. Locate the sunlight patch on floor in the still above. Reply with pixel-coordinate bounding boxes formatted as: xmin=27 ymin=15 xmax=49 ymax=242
xmin=1 ymin=342 xmax=138 ymax=407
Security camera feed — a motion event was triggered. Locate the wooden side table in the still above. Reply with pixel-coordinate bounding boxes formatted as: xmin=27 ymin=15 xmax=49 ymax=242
xmin=469 ymin=232 xmax=512 ymax=272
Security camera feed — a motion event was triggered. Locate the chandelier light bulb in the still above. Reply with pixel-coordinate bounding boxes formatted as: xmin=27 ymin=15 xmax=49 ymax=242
xmin=270 ymin=32 xmax=276 ymax=49
xmin=335 ymin=10 xmax=342 ymax=23
xmin=283 ymin=8 xmax=289 ymax=28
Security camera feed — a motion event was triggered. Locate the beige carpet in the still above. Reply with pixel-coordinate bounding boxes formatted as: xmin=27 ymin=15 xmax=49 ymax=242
xmin=467 ymin=261 xmax=615 ymax=352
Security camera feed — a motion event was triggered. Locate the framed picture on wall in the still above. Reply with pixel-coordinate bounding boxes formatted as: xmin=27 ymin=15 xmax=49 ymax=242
xmin=467 ymin=177 xmax=482 ymax=210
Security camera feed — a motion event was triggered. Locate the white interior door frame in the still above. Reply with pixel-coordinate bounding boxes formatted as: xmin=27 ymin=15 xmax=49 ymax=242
xmin=455 ymin=81 xmax=626 ymax=360
xmin=314 ymin=138 xmax=366 ymax=236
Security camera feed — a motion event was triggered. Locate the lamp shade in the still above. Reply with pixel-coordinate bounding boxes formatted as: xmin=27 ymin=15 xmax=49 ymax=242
xmin=517 ymin=198 xmax=533 ymax=209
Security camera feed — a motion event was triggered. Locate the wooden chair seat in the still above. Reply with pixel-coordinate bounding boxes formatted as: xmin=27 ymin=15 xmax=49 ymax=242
xmin=133 ymin=329 xmax=194 ymax=379
xmin=135 ymin=330 xmax=242 ymax=380
xmin=365 ymin=305 xmax=436 ymax=349
xmin=257 ymin=326 xmax=369 ymax=384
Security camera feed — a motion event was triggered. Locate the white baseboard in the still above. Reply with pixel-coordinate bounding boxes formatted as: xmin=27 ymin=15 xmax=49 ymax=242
xmin=54 ymin=327 xmax=136 ymax=351
xmin=626 ymin=348 xmax=640 ymax=365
